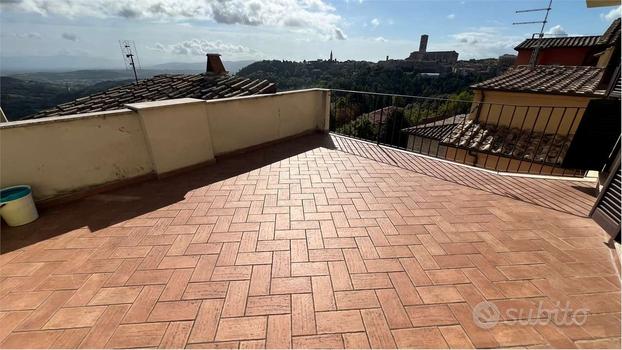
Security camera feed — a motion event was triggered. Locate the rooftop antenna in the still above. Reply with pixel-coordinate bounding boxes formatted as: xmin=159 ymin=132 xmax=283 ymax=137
xmin=119 ymin=40 xmax=141 ymax=83
xmin=512 ymin=0 xmax=553 ymax=66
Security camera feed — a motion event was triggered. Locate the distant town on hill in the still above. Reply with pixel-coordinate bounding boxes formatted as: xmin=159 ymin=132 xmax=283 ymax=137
xmin=1 ymin=50 xmax=510 ymax=120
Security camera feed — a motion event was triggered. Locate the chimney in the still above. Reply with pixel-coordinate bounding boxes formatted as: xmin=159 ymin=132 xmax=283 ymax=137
xmin=419 ymin=34 xmax=428 ymax=52
xmin=206 ymin=53 xmax=227 ymax=75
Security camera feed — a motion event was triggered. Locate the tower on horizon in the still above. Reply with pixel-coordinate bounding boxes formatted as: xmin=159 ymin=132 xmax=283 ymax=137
xmin=330 ymin=50 xmax=334 ymax=62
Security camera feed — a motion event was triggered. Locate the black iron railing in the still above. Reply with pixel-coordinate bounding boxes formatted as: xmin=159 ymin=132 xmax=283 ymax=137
xmin=329 ymin=89 xmax=587 ymax=177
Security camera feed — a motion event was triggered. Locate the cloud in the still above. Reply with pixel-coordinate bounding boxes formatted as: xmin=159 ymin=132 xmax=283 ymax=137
xmin=150 ymin=39 xmax=259 ymax=58
xmin=61 ymin=32 xmax=78 ymax=41
xmin=601 ymin=5 xmax=621 ymax=22
xmin=374 ymin=36 xmax=387 ymax=42
xmin=2 ymin=0 xmax=346 ymax=40
xmin=450 ymin=27 xmax=523 ymax=59
xmin=370 ymin=18 xmax=380 ymax=27
xmin=2 ymin=31 xmax=41 ymax=39
xmin=546 ymin=25 xmax=567 ymax=37
xmin=447 ymin=14 xmax=455 ymax=20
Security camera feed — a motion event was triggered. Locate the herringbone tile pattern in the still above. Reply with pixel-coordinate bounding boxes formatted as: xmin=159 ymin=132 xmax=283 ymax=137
xmin=0 ymin=133 xmax=619 ymax=349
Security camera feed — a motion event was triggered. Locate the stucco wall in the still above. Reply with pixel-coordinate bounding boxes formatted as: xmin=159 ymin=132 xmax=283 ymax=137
xmin=0 ymin=110 xmax=153 ymax=200
xmin=471 ymin=90 xmax=591 ymax=135
xmin=0 ymin=90 xmax=329 ymax=201
xmin=127 ymin=99 xmax=215 ymax=174
xmin=207 ymin=89 xmax=328 ymax=155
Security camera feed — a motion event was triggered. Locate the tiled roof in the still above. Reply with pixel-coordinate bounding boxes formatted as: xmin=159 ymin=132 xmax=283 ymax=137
xmin=514 ymin=35 xmax=601 ymax=50
xmin=471 ymin=65 xmax=605 ymax=96
xmin=597 ymin=18 xmax=621 ymax=46
xmin=440 ymin=120 xmax=573 ymax=165
xmin=401 ymin=115 xmax=466 ymax=139
xmin=24 ymin=73 xmax=277 ymax=120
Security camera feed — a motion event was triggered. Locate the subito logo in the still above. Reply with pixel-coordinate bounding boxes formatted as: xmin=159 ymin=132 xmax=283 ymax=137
xmin=472 ymin=301 xmax=501 ymax=329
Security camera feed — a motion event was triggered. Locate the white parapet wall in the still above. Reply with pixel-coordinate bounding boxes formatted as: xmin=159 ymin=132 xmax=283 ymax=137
xmin=0 ymin=89 xmax=330 ymax=201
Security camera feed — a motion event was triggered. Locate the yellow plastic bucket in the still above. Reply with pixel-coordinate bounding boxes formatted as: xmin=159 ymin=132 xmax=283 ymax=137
xmin=0 ymin=185 xmax=39 ymax=226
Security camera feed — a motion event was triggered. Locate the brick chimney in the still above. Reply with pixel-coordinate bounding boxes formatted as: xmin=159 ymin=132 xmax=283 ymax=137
xmin=206 ymin=53 xmax=227 ymax=75
xmin=419 ymin=34 xmax=428 ymax=52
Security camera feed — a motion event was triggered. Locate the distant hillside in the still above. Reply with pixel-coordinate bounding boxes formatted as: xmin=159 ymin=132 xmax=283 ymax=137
xmin=237 ymin=59 xmax=500 ymax=96
xmin=0 ymin=77 xmax=130 ymax=121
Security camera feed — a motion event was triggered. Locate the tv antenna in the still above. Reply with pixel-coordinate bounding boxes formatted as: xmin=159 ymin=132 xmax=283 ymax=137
xmin=119 ymin=40 xmax=141 ymax=83
xmin=513 ymin=0 xmax=553 ymax=66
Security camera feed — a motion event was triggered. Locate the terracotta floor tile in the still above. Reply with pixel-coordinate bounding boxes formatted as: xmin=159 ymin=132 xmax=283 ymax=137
xmin=43 ymin=306 xmax=107 ymax=329
xmin=14 ymin=290 xmax=74 ymax=331
xmin=350 ymin=273 xmax=392 ymax=289
xmin=88 ymin=286 xmax=143 ymax=305
xmin=311 ymin=276 xmax=336 ymax=311
xmin=0 ymin=291 xmax=52 ymax=311
xmin=439 ymin=325 xmax=474 ymax=349
xmin=389 ymin=272 xmax=423 ymax=305
xmin=246 ymin=295 xmax=291 ymax=316
xmin=316 ymin=310 xmax=364 ymax=334
xmin=271 ymin=277 xmax=311 ymax=294
xmin=159 ymin=320 xmax=193 ymax=349
xmin=328 ymin=261 xmax=353 ymax=291
xmin=489 ymin=323 xmax=546 ymax=347
xmin=36 ymin=274 xmax=89 ymax=291
xmin=406 ymin=304 xmax=457 ymax=327
xmin=334 ymin=290 xmax=380 ymax=310
xmin=0 ymin=330 xmax=62 ymax=349
xmin=0 ymin=133 xmax=617 ymax=349
xmin=266 ymin=314 xmax=291 ymax=349
xmin=188 ymin=299 xmax=224 ymax=344
xmin=79 ymin=304 xmax=129 ymax=348
xmin=416 ymin=286 xmax=464 ymax=304
xmin=361 ymin=308 xmax=397 ymax=348
xmin=495 ymin=280 xmax=543 ymax=298
xmin=376 ymin=289 xmax=412 ymax=329
xmin=214 ymin=316 xmax=267 ymax=341
xmin=292 ymin=293 xmax=316 ymax=336
xmin=106 ymin=322 xmax=168 ymax=348
xmin=183 ymin=281 xmax=228 ymax=300
xmin=342 ymin=332 xmax=370 ymax=348
xmin=393 ymin=327 xmax=449 ymax=348
xmin=123 ymin=285 xmax=164 ymax=323
xmin=147 ymin=300 xmax=201 ymax=322
xmin=292 ymin=334 xmax=344 ymax=349
xmin=249 ymin=264 xmax=272 ymax=296
xmin=222 ymin=280 xmax=250 ymax=317
xmin=211 ymin=266 xmax=252 ymax=281
xmin=51 ymin=328 xmax=90 ymax=349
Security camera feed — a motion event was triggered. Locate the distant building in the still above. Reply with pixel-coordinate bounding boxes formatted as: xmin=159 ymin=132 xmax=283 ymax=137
xmin=406 ymin=35 xmax=458 ymax=64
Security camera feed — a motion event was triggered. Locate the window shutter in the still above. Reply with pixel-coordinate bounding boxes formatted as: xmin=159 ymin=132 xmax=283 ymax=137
xmin=591 ymin=150 xmax=621 ymax=239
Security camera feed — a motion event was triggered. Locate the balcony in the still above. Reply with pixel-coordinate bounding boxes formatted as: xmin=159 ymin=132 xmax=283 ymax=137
xmin=0 ymin=89 xmax=619 ymax=349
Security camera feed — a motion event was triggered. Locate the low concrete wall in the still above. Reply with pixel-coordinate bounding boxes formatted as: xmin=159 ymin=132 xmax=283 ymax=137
xmin=207 ymin=89 xmax=328 ymax=155
xmin=0 ymin=110 xmax=153 ymax=200
xmin=0 ymin=89 xmax=329 ymax=201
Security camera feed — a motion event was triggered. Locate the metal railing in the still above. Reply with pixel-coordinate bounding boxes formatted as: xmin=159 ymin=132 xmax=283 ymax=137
xmin=329 ymin=89 xmax=587 ymax=177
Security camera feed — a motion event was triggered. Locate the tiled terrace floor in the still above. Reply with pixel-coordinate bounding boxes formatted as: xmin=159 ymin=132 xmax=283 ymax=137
xmin=1 ymin=133 xmax=620 ymax=349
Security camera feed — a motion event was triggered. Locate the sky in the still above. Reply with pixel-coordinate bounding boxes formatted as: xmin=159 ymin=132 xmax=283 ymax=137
xmin=0 ymin=0 xmax=620 ymax=69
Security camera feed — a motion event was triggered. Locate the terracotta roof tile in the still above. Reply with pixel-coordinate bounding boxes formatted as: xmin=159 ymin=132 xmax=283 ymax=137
xmin=597 ymin=18 xmax=621 ymax=46
xmin=514 ymin=35 xmax=601 ymax=50
xmin=24 ymin=73 xmax=277 ymax=120
xmin=471 ymin=65 xmax=605 ymax=96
